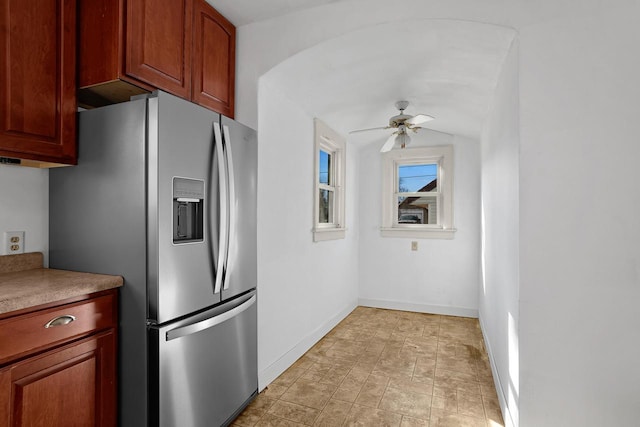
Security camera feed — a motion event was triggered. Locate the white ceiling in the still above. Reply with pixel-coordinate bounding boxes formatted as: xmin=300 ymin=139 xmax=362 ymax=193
xmin=262 ymin=20 xmax=515 ymax=141
xmin=209 ymin=1 xmax=516 ymax=143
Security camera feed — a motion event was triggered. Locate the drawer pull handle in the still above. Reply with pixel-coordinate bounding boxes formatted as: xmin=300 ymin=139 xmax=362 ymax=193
xmin=44 ymin=315 xmax=76 ymax=328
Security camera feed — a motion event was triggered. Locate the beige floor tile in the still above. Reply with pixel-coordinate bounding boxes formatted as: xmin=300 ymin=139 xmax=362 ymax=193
xmin=333 ymin=384 xmax=362 ymax=403
xmin=280 ymin=379 xmax=338 ymax=409
xmin=231 ymin=394 xmax=276 ymax=426
xmin=457 ymin=394 xmax=485 ymax=419
xmin=313 ymin=399 xmax=353 ymax=426
xmin=331 ymin=328 xmax=363 ymax=341
xmin=291 ymin=356 xmax=318 ymax=371
xmin=320 ymin=366 xmax=351 ymax=386
xmin=431 ymin=389 xmax=457 ymax=413
xmin=422 ymin=324 xmax=440 ymax=338
xmin=261 ymin=383 xmax=290 ymax=399
xmin=373 ymin=356 xmax=416 ymax=380
xmin=311 ymin=338 xmax=338 ymax=351
xmin=255 ymin=413 xmax=308 ymax=427
xmin=482 ymin=395 xmax=504 ymax=425
xmin=325 ymin=347 xmax=361 ymax=362
xmin=378 ymin=386 xmax=431 ymax=419
xmin=436 ymin=356 xmax=478 ymax=376
xmin=404 ymin=336 xmax=438 ymax=352
xmin=434 ymin=367 xmax=478 ymax=384
xmin=274 ymin=366 xmax=310 ymax=387
xmin=307 ymin=361 xmax=334 ymax=374
xmin=366 ymin=341 xmax=387 ymax=351
xmin=340 ymin=369 xmax=370 ymax=389
xmin=429 ymin=409 xmax=487 ymax=427
xmin=374 ymin=329 xmax=395 ymax=340
xmin=301 ymin=369 xmax=327 ymax=382
xmin=351 ymin=359 xmax=378 ymax=374
xmin=236 ymin=307 xmax=503 ymax=427
xmin=401 ymin=415 xmax=430 ymax=426
xmin=359 ymin=352 xmax=382 ymax=365
xmin=344 ymin=404 xmax=403 ymax=426
xmin=479 ymin=384 xmax=499 ymax=400
xmin=267 ymin=400 xmax=320 ymax=425
xmin=388 ymin=377 xmax=433 ymax=396
xmin=439 ymin=380 xmax=482 ymax=396
xmin=413 ymin=356 xmax=436 ymax=382
xmin=331 ymin=338 xmax=367 ymax=355
xmin=354 ymin=375 xmax=389 ymax=407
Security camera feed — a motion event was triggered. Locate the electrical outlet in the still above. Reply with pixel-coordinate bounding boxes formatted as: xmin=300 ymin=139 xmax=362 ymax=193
xmin=4 ymin=231 xmax=25 ymax=254
xmin=411 ymin=241 xmax=418 ymax=251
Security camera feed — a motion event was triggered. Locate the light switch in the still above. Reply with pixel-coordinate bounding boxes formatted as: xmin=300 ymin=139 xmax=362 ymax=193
xmin=411 ymin=241 xmax=418 ymax=251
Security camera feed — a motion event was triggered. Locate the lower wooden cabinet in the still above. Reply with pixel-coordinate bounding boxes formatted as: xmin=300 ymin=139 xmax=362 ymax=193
xmin=0 ymin=290 xmax=117 ymax=426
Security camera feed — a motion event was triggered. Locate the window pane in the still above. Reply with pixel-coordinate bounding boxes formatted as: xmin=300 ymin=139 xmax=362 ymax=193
xmin=398 ymin=195 xmax=438 ymax=224
xmin=319 ymin=150 xmax=332 ymax=185
xmin=398 ymin=164 xmax=437 ymax=192
xmin=319 ymin=189 xmax=334 ymax=223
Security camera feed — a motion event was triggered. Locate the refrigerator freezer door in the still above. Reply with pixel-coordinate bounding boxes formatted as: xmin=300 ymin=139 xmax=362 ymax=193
xmin=149 ymin=92 xmax=223 ymax=323
xmin=219 ymin=116 xmax=258 ymax=301
xmin=152 ymin=291 xmax=258 ymax=427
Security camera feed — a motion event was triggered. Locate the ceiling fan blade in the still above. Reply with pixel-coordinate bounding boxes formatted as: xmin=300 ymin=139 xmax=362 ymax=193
xmin=348 ymin=126 xmax=389 ymax=134
xmin=380 ymin=133 xmax=397 ymax=153
xmin=405 ymin=114 xmax=434 ymax=126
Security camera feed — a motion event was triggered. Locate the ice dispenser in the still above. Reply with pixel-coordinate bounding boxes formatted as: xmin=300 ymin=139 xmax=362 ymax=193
xmin=173 ymin=177 xmax=204 ymax=244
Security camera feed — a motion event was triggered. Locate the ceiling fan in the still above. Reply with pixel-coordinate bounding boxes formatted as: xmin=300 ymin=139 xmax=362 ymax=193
xmin=349 ymin=101 xmax=434 ymax=152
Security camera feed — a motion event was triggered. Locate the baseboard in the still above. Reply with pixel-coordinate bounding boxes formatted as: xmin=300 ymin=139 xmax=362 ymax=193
xmin=358 ymin=298 xmax=478 ymax=318
xmin=258 ymin=300 xmax=358 ymax=391
xmin=478 ymin=316 xmax=518 ymax=427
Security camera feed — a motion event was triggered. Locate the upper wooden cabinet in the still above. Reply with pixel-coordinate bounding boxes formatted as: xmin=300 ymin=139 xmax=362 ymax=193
xmin=79 ymin=0 xmax=235 ymax=117
xmin=0 ymin=0 xmax=77 ymax=166
xmin=192 ymin=0 xmax=235 ymax=118
xmin=126 ymin=0 xmax=193 ymax=99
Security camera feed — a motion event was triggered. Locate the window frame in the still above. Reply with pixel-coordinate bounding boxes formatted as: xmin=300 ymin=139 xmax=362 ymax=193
xmin=313 ymin=118 xmax=346 ymax=242
xmin=381 ymin=145 xmax=456 ymax=239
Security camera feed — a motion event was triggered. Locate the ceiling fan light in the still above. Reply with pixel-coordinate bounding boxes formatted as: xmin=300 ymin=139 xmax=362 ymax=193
xmin=395 ymin=132 xmax=411 ymax=149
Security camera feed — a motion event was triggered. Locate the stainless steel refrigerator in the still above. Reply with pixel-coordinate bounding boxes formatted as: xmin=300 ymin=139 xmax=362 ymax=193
xmin=49 ymin=91 xmax=258 ymax=427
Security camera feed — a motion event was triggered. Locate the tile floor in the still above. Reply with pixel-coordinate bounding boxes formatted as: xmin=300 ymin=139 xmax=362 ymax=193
xmin=233 ymin=307 xmax=504 ymax=427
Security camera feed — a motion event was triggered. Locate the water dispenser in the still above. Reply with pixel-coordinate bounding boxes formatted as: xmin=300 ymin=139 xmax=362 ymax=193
xmin=173 ymin=177 xmax=204 ymax=244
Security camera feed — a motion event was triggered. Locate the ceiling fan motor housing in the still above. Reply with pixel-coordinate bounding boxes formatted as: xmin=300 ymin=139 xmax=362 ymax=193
xmin=389 ymin=113 xmax=412 ymax=127
xmin=389 ymin=100 xmax=411 ymax=127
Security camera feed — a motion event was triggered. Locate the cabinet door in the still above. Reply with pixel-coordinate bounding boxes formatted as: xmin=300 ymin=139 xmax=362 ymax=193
xmin=126 ymin=0 xmax=192 ymax=99
xmin=192 ymin=0 xmax=235 ymax=117
xmin=0 ymin=0 xmax=77 ymax=165
xmin=0 ymin=331 xmax=116 ymax=427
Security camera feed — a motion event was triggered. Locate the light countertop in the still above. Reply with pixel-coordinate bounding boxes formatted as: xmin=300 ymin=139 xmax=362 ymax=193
xmin=0 ymin=252 xmax=123 ymax=315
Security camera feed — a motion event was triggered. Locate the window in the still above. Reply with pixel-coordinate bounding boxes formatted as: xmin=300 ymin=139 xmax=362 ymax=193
xmin=313 ymin=119 xmax=346 ymax=241
xmin=381 ymin=145 xmax=455 ymax=239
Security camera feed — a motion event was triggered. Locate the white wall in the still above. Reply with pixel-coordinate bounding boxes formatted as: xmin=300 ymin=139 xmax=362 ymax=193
xmin=518 ymin=4 xmax=640 ymax=425
xmin=358 ymin=131 xmax=481 ymax=317
xmin=256 ymin=80 xmax=359 ymax=388
xmin=239 ymin=3 xmax=640 ymax=426
xmin=0 ymin=165 xmax=48 ymax=263
xmin=479 ymin=39 xmax=519 ymax=427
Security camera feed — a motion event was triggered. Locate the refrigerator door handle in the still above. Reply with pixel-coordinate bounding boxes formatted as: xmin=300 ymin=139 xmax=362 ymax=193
xmin=221 ymin=125 xmax=235 ymax=290
xmin=165 ymin=295 xmax=256 ymax=341
xmin=213 ymin=122 xmax=229 ymax=295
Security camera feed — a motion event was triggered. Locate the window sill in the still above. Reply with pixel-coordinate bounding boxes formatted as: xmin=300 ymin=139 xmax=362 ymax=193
xmin=313 ymin=227 xmax=346 ymax=242
xmin=380 ymin=227 xmax=456 ymax=240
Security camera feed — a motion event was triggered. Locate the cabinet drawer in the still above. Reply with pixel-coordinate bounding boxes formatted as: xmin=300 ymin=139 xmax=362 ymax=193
xmin=0 ymin=294 xmax=116 ymax=365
